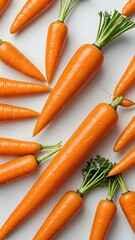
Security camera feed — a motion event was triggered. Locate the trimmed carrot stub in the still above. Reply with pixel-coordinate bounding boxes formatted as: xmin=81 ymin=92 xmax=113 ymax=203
xmin=0 ymin=103 xmax=39 ymax=121
xmin=108 ymin=148 xmax=135 ymax=176
xmin=0 ymin=97 xmax=122 ymax=239
xmin=120 ymin=98 xmax=135 ymax=107
xmin=33 ymin=10 xmax=135 ymax=136
xmin=122 ymin=0 xmax=135 ymax=16
xmin=0 ymin=0 xmax=10 ymax=16
xmin=117 ymin=175 xmax=135 ymax=233
xmin=114 ymin=116 xmax=135 ymax=152
xmin=0 ymin=40 xmax=45 ymax=82
xmin=33 ymin=156 xmax=113 ymax=240
xmin=46 ymin=0 xmax=81 ymax=83
xmin=10 ymin=0 xmax=55 ymax=34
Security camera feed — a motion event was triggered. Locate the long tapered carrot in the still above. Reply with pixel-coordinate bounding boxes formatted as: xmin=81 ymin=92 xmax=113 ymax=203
xmin=114 ymin=56 xmax=135 ymax=98
xmin=46 ymin=0 xmax=81 ymax=83
xmin=122 ymin=0 xmax=135 ymax=16
xmin=0 ymin=103 xmax=39 ymax=121
xmin=10 ymin=0 xmax=56 ymax=34
xmin=0 ymin=97 xmax=123 ymax=239
xmin=114 ymin=116 xmax=135 ymax=152
xmin=33 ymin=10 xmax=135 ymax=136
xmin=0 ymin=40 xmax=45 ymax=81
xmin=0 ymin=0 xmax=10 ymax=16
xmin=0 ymin=77 xmax=51 ymax=97
xmin=108 ymin=148 xmax=135 ymax=176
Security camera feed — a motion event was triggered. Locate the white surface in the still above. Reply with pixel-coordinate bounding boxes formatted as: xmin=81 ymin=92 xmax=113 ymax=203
xmin=0 ymin=0 xmax=135 ymax=239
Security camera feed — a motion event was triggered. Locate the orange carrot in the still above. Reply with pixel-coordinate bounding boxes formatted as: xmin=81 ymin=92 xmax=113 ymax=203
xmin=120 ymin=98 xmax=135 ymax=107
xmin=0 ymin=77 xmax=51 ymax=97
xmin=108 ymin=148 xmax=135 ymax=176
xmin=10 ymin=0 xmax=56 ymax=34
xmin=0 ymin=137 xmax=61 ymax=156
xmin=0 ymin=0 xmax=10 ymax=16
xmin=0 ymin=40 xmax=45 ymax=81
xmin=0 ymin=97 xmax=122 ymax=239
xmin=114 ymin=116 xmax=135 ymax=152
xmin=122 ymin=0 xmax=135 ymax=16
xmin=114 ymin=55 xmax=135 ymax=98
xmin=33 ymin=10 xmax=135 ymax=136
xmin=0 ymin=103 xmax=39 ymax=121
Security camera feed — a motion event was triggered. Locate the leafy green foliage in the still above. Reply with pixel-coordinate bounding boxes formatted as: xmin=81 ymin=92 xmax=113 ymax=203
xmin=58 ymin=0 xmax=80 ymax=22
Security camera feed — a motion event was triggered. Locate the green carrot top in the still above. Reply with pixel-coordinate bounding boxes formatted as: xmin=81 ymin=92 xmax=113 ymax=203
xmin=58 ymin=0 xmax=80 ymax=22
xmin=107 ymin=176 xmax=119 ymax=201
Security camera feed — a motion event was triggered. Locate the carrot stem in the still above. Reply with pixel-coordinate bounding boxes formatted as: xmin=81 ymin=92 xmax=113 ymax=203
xmin=0 ymin=39 xmax=3 ymax=44
xmin=107 ymin=177 xmax=119 ymax=201
xmin=117 ymin=174 xmax=128 ymax=194
xmin=58 ymin=0 xmax=80 ymax=22
xmin=110 ymin=96 xmax=124 ymax=110
xmin=41 ymin=141 xmax=62 ymax=150
xmin=37 ymin=147 xmax=61 ymax=164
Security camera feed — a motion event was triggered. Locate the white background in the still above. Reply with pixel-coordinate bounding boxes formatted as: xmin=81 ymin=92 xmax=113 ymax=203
xmin=0 ymin=0 xmax=135 ymax=239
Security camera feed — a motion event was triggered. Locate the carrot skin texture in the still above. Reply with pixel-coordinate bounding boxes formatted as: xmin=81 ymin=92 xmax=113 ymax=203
xmin=0 ymin=103 xmax=118 ymax=239
xmin=122 ymin=0 xmax=135 ymax=16
xmin=89 ymin=199 xmax=117 ymax=240
xmin=114 ymin=116 xmax=135 ymax=152
xmin=108 ymin=148 xmax=135 ymax=176
xmin=33 ymin=191 xmax=83 ymax=240
xmin=0 ymin=78 xmax=51 ymax=97
xmin=0 ymin=41 xmax=45 ymax=82
xmin=119 ymin=191 xmax=135 ymax=232
xmin=10 ymin=0 xmax=55 ymax=34
xmin=34 ymin=44 xmax=104 ymax=136
xmin=46 ymin=21 xmax=68 ymax=83
xmin=0 ymin=0 xmax=10 ymax=16
xmin=120 ymin=99 xmax=135 ymax=107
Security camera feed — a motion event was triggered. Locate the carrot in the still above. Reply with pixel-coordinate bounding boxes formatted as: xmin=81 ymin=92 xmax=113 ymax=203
xmin=108 ymin=148 xmax=135 ymax=176
xmin=0 ymin=103 xmax=39 ymax=121
xmin=117 ymin=175 xmax=135 ymax=233
xmin=114 ymin=55 xmax=135 ymax=98
xmin=0 ymin=77 xmax=51 ymax=97
xmin=10 ymin=0 xmax=56 ymax=34
xmin=0 ymin=0 xmax=10 ymax=16
xmin=114 ymin=116 xmax=135 ymax=152
xmin=89 ymin=177 xmax=118 ymax=240
xmin=0 ymin=40 xmax=45 ymax=82
xmin=33 ymin=10 xmax=135 ymax=136
xmin=122 ymin=0 xmax=135 ymax=16
xmin=0 ymin=97 xmax=123 ymax=239
xmin=0 ymin=137 xmax=62 ymax=156
xmin=46 ymin=0 xmax=81 ymax=83
xmin=120 ymin=98 xmax=135 ymax=107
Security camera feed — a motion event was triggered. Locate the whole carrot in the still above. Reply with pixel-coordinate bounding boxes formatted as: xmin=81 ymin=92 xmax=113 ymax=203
xmin=0 ymin=78 xmax=51 ymax=97
xmin=10 ymin=0 xmax=56 ymax=34
xmin=46 ymin=0 xmax=81 ymax=83
xmin=114 ymin=116 xmax=135 ymax=152
xmin=0 ymin=40 xmax=45 ymax=82
xmin=122 ymin=0 xmax=135 ymax=16
xmin=108 ymin=148 xmax=135 ymax=176
xmin=0 ymin=103 xmax=39 ymax=121
xmin=0 ymin=0 xmax=10 ymax=16
xmin=33 ymin=10 xmax=135 ymax=136
xmin=33 ymin=156 xmax=113 ymax=240
xmin=0 ymin=97 xmax=123 ymax=239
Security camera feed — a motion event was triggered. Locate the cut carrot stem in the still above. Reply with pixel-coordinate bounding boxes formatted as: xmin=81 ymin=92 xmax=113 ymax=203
xmin=122 ymin=0 xmax=135 ymax=16
xmin=0 ymin=0 xmax=10 ymax=16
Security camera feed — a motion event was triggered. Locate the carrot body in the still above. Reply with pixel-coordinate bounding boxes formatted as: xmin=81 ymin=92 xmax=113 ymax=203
xmin=10 ymin=0 xmax=55 ymax=34
xmin=0 ymin=102 xmax=118 ymax=239
xmin=89 ymin=199 xmax=117 ymax=240
xmin=108 ymin=148 xmax=135 ymax=176
xmin=122 ymin=0 xmax=135 ymax=16
xmin=119 ymin=191 xmax=135 ymax=232
xmin=46 ymin=21 xmax=68 ymax=83
xmin=0 ymin=41 xmax=45 ymax=81
xmin=120 ymin=98 xmax=135 ymax=107
xmin=0 ymin=0 xmax=10 ymax=16
xmin=33 ymin=191 xmax=83 ymax=240
xmin=0 ymin=78 xmax=51 ymax=97
xmin=0 ymin=103 xmax=39 ymax=121
xmin=33 ymin=44 xmax=104 ymax=136
xmin=114 ymin=116 xmax=135 ymax=152
xmin=114 ymin=55 xmax=135 ymax=97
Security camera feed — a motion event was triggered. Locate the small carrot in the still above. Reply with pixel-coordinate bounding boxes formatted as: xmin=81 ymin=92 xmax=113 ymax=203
xmin=120 ymin=98 xmax=135 ymax=107
xmin=114 ymin=55 xmax=135 ymax=98
xmin=10 ymin=0 xmax=56 ymax=34
xmin=0 ymin=137 xmax=62 ymax=156
xmin=117 ymin=174 xmax=135 ymax=233
xmin=89 ymin=177 xmax=118 ymax=240
xmin=114 ymin=116 xmax=135 ymax=152
xmin=0 ymin=103 xmax=39 ymax=121
xmin=0 ymin=97 xmax=123 ymax=239
xmin=122 ymin=0 xmax=135 ymax=16
xmin=0 ymin=77 xmax=51 ymax=97
xmin=108 ymin=148 xmax=135 ymax=176
xmin=32 ymin=156 xmax=113 ymax=240
xmin=33 ymin=10 xmax=135 ymax=136
xmin=0 ymin=0 xmax=10 ymax=16
xmin=46 ymin=0 xmax=81 ymax=83
xmin=0 ymin=40 xmax=45 ymax=82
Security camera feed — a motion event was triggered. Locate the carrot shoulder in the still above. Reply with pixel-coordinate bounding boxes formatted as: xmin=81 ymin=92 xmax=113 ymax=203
xmin=122 ymin=0 xmax=135 ymax=16
xmin=0 ymin=0 xmax=10 ymax=16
